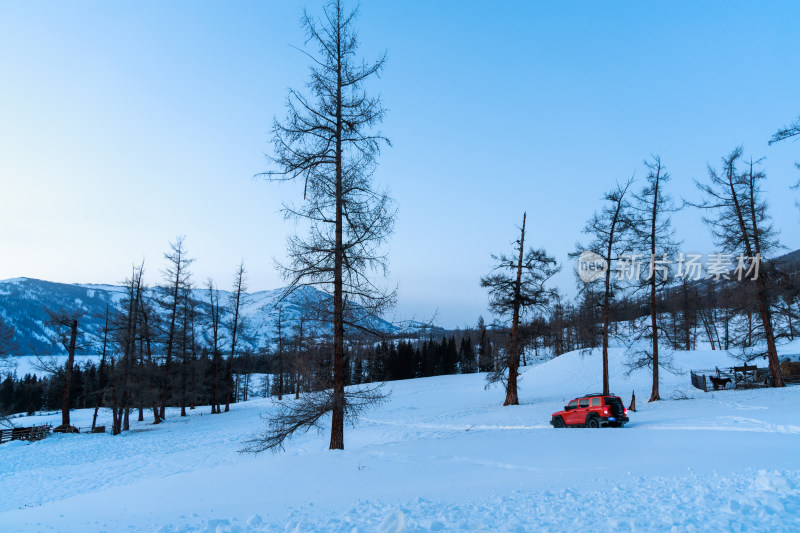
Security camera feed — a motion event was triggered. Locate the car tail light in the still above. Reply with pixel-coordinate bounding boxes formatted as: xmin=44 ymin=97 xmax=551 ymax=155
xmin=624 ymin=408 xmax=628 ymax=415
xmin=603 ymin=407 xmax=609 ymax=415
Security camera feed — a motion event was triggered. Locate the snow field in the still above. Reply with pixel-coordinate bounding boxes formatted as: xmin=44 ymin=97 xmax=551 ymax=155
xmin=1 ymin=345 xmax=799 ymax=532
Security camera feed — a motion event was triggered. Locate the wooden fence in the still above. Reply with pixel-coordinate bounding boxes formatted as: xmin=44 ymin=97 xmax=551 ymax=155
xmin=690 ymin=365 xmax=772 ymax=392
xmin=0 ymin=424 xmax=52 ymax=444
xmin=690 ymin=370 xmax=708 ymax=392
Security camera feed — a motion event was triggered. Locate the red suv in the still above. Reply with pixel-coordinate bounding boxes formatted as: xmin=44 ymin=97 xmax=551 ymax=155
xmin=550 ymin=393 xmax=629 ymax=428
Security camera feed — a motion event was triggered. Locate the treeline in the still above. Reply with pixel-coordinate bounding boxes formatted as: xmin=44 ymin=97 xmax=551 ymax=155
xmin=475 ymin=145 xmax=799 ymax=404
xmin=0 ymin=238 xmax=259 ymax=433
xmin=522 ymin=260 xmax=800 ymax=359
xmin=1 ymin=364 xmax=105 ymax=417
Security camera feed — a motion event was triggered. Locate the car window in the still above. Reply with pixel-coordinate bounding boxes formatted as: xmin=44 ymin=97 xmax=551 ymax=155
xmin=591 ymin=398 xmax=601 ymax=407
xmin=579 ymin=399 xmax=589 ymax=408
xmin=567 ymin=400 xmax=578 ymax=409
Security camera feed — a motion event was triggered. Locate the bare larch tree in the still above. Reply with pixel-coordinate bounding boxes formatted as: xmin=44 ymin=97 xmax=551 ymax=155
xmin=575 ymin=179 xmax=635 ymax=396
xmin=631 ymin=156 xmax=679 ymax=401
xmin=691 ymin=147 xmax=784 ymax=386
xmin=157 ymin=237 xmax=194 ymax=419
xmin=206 ymin=279 xmax=224 ymax=414
xmin=481 ymin=213 xmax=559 ymax=406
xmin=254 ymin=0 xmax=394 ymax=451
xmin=226 ymin=261 xmax=247 ymax=412
xmin=45 ymin=309 xmax=85 ymax=431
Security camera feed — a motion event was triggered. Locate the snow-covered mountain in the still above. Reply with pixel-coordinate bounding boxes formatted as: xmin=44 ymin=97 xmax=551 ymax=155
xmin=0 ymin=277 xmax=397 ymax=355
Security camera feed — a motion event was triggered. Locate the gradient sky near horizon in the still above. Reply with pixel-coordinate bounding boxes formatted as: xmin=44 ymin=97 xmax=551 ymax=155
xmin=1 ymin=1 xmax=799 ymax=328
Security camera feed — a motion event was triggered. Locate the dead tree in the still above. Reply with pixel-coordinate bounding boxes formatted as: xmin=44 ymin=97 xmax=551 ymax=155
xmin=178 ymin=285 xmax=195 ymax=417
xmin=257 ymin=0 xmax=394 ymax=451
xmin=91 ymin=305 xmax=111 ymax=431
xmin=690 ymin=147 xmax=784 ymax=386
xmin=45 ymin=309 xmax=85 ymax=431
xmin=226 ymin=261 xmax=247 ymax=412
xmin=137 ymin=293 xmax=161 ymax=424
xmin=157 ymin=237 xmax=194 ymax=419
xmin=575 ymin=179 xmax=635 ymax=395
xmin=480 ymin=213 xmax=559 ymax=405
xmin=111 ymin=263 xmax=146 ymax=434
xmin=206 ymin=279 xmax=224 ymax=414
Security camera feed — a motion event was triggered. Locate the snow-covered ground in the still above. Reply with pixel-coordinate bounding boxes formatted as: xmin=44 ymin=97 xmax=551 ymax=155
xmin=2 ymin=346 xmax=800 ymax=532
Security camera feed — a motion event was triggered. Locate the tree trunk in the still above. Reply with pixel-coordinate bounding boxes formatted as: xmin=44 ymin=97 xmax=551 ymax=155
xmin=330 ymin=23 xmax=345 ymax=450
xmin=60 ymin=319 xmax=78 ymax=428
xmin=756 ymin=281 xmax=783 ymax=386
xmin=504 ymin=213 xmax=526 ymax=406
xmin=736 ymin=163 xmax=783 ymax=386
xmin=224 ymin=359 xmax=232 ymax=412
xmin=601 ymin=238 xmax=614 ymax=396
xmin=649 ymin=168 xmax=661 ymax=402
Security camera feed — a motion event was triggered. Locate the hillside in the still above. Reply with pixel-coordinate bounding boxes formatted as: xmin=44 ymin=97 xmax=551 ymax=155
xmin=1 ymin=344 xmax=799 ymax=532
xmin=0 ymin=278 xmax=399 ymax=355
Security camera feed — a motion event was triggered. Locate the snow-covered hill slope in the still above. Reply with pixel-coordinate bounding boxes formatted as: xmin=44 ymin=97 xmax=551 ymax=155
xmin=1 ymin=345 xmax=799 ymax=532
xmin=0 ymin=277 xmax=399 ymax=355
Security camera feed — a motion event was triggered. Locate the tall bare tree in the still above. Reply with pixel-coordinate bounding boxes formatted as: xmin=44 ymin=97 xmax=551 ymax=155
xmin=45 ymin=309 xmax=84 ymax=431
xmin=178 ymin=284 xmax=197 ymax=417
xmin=206 ymin=279 xmax=224 ymax=414
xmin=691 ymin=147 xmax=784 ymax=386
xmin=136 ymin=291 xmax=161 ymax=424
xmin=575 ymin=179 xmax=635 ymax=395
xmin=226 ymin=261 xmax=247 ymax=412
xmin=113 ymin=263 xmax=146 ymax=433
xmin=255 ymin=0 xmax=394 ymax=451
xmin=481 ymin=213 xmax=559 ymax=405
xmin=90 ymin=305 xmax=111 ymax=431
xmin=631 ymin=156 xmax=679 ymax=401
xmin=157 ymin=237 xmax=194 ymax=419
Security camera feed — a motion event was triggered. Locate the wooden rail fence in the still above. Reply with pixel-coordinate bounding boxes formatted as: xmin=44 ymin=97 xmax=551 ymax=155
xmin=691 ymin=365 xmax=773 ymax=392
xmin=0 ymin=424 xmax=52 ymax=444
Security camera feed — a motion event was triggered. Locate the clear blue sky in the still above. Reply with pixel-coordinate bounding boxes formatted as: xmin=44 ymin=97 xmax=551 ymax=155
xmin=1 ymin=1 xmax=798 ymax=328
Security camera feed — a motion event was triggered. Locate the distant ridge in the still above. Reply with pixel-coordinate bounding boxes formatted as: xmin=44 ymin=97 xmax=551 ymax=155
xmin=0 ymin=278 xmax=400 ymax=355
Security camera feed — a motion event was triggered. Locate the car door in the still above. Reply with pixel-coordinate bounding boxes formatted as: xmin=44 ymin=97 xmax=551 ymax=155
xmin=564 ymin=399 xmax=579 ymax=424
xmin=578 ymin=398 xmax=591 ymax=424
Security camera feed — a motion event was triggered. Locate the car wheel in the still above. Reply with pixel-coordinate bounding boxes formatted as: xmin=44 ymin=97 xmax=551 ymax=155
xmin=586 ymin=416 xmax=600 ymax=429
xmin=552 ymin=416 xmax=565 ymax=428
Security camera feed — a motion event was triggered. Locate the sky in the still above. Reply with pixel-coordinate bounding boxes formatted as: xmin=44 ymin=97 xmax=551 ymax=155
xmin=1 ymin=1 xmax=799 ymax=328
